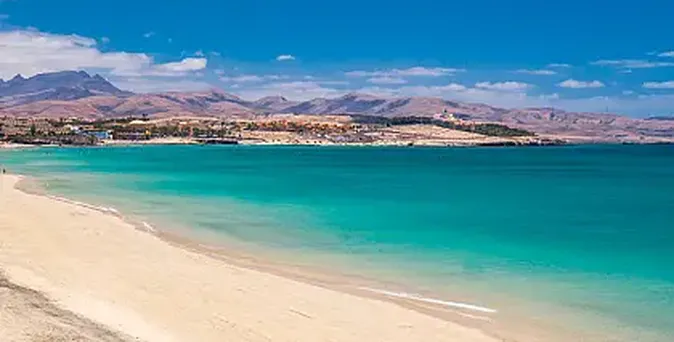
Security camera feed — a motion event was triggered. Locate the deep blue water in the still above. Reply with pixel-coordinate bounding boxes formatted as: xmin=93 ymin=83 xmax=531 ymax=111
xmin=2 ymin=144 xmax=673 ymax=341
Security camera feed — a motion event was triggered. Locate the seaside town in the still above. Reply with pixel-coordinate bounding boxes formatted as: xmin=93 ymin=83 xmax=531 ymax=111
xmin=0 ymin=113 xmax=561 ymax=147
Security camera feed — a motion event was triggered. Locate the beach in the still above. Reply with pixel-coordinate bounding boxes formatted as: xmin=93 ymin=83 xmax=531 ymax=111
xmin=0 ymin=174 xmax=496 ymax=342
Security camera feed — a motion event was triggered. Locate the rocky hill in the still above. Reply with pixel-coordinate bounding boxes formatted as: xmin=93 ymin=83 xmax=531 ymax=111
xmin=1 ymin=70 xmax=673 ymax=142
xmin=0 ymin=71 xmax=130 ymax=107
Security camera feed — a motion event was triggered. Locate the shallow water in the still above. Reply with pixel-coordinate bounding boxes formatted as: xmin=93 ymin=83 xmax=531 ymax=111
xmin=2 ymin=144 xmax=673 ymax=341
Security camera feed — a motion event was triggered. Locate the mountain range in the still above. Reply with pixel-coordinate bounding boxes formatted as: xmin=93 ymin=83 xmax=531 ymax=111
xmin=1 ymin=71 xmax=673 ymax=141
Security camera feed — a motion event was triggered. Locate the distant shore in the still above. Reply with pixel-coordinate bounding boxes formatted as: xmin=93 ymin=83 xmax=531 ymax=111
xmin=0 ymin=174 xmax=502 ymax=342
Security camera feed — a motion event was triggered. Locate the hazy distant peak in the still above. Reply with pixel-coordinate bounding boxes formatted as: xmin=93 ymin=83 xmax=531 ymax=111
xmin=258 ymin=95 xmax=289 ymax=102
xmin=9 ymin=74 xmax=26 ymax=82
xmin=339 ymin=92 xmax=384 ymax=101
xmin=0 ymin=70 xmax=127 ymax=107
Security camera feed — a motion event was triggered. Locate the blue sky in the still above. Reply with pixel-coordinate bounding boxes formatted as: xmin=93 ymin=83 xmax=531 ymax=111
xmin=1 ymin=0 xmax=674 ymax=116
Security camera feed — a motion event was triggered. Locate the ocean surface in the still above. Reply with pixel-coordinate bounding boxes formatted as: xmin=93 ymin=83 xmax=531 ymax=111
xmin=2 ymin=144 xmax=673 ymax=341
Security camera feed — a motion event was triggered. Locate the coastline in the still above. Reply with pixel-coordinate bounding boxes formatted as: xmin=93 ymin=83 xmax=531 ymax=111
xmin=0 ymin=173 xmax=502 ymax=342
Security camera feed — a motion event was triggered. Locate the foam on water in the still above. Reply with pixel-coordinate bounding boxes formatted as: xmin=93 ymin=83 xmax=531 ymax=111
xmin=358 ymin=287 xmax=497 ymax=314
xmin=141 ymin=221 xmax=156 ymax=232
xmin=46 ymin=194 xmax=121 ymax=216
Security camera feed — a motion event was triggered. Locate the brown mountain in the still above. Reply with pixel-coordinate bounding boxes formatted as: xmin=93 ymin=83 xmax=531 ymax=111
xmin=2 ymin=90 xmax=256 ymax=119
xmin=251 ymin=96 xmax=298 ymax=112
xmin=1 ymin=71 xmax=673 ymax=142
xmin=0 ymin=71 xmax=130 ymax=108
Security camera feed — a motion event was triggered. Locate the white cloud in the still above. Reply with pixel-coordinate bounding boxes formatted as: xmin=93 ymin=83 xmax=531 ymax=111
xmin=143 ymin=31 xmax=155 ymax=38
xmin=539 ymin=93 xmax=560 ymax=100
xmin=475 ymin=81 xmax=531 ymax=91
xmin=111 ymin=77 xmax=214 ymax=93
xmin=194 ymin=50 xmax=204 ymax=57
xmin=622 ymin=90 xmax=635 ymax=95
xmin=591 ymin=59 xmax=674 ymax=69
xmin=220 ymin=75 xmax=263 ymax=83
xmin=558 ymin=79 xmax=605 ymax=89
xmin=234 ymin=81 xmax=345 ymax=100
xmin=111 ymin=57 xmax=207 ymax=77
xmin=276 ymin=54 xmax=295 ymax=61
xmin=0 ymin=29 xmax=149 ymax=79
xmin=642 ymin=81 xmax=674 ymax=89
xmin=514 ymin=69 xmax=556 ymax=75
xmin=657 ymin=51 xmax=674 ymax=58
xmin=346 ymin=66 xmax=464 ymax=77
xmin=316 ymin=80 xmax=349 ymax=85
xmin=547 ymin=63 xmax=572 ymax=68
xmin=367 ymin=76 xmax=407 ymax=85
xmin=156 ymin=57 xmax=207 ymax=73
xmin=0 ymin=29 xmax=207 ymax=80
xmin=219 ymin=74 xmax=285 ymax=83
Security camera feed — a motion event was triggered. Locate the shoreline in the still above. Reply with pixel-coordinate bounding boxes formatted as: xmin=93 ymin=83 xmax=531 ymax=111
xmin=0 ymin=173 xmax=505 ymax=342
xmin=7 ymin=137 xmax=674 ymax=149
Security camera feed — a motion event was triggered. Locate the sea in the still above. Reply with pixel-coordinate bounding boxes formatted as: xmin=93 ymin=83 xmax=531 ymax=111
xmin=1 ymin=144 xmax=673 ymax=341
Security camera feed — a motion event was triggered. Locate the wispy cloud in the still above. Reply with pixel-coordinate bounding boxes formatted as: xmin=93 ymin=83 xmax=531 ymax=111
xmin=219 ymin=74 xmax=285 ymax=83
xmin=657 ymin=51 xmax=674 ymax=58
xmin=642 ymin=81 xmax=674 ymax=89
xmin=113 ymin=57 xmax=208 ymax=77
xmin=547 ymin=63 xmax=572 ymax=68
xmin=143 ymin=31 xmax=156 ymax=38
xmin=346 ymin=66 xmax=464 ymax=77
xmin=276 ymin=54 xmax=295 ymax=61
xmin=591 ymin=59 xmax=674 ymax=69
xmin=235 ymin=81 xmax=344 ymax=100
xmin=367 ymin=76 xmax=407 ymax=85
xmin=558 ymin=79 xmax=605 ymax=89
xmin=514 ymin=69 xmax=557 ymax=75
xmin=155 ymin=58 xmax=207 ymax=73
xmin=475 ymin=81 xmax=531 ymax=91
xmin=0 ymin=29 xmax=207 ymax=79
xmin=111 ymin=77 xmax=213 ymax=93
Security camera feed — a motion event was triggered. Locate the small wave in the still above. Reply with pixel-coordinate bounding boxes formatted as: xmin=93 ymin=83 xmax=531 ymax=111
xmin=46 ymin=195 xmax=120 ymax=216
xmin=141 ymin=221 xmax=156 ymax=232
xmin=44 ymin=193 xmax=160 ymax=235
xmin=358 ymin=287 xmax=497 ymax=314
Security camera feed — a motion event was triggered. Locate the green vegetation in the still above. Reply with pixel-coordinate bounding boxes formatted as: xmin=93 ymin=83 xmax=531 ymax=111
xmin=463 ymin=123 xmax=534 ymax=137
xmin=352 ymin=115 xmax=535 ymax=137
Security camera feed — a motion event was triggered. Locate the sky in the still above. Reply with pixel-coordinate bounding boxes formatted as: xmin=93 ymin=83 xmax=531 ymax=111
xmin=1 ymin=0 xmax=674 ymax=117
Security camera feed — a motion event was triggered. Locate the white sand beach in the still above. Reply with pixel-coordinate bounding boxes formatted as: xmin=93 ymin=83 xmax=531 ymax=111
xmin=0 ymin=174 xmax=498 ymax=342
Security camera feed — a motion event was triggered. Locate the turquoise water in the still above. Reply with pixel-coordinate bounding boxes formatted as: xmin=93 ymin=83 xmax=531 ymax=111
xmin=2 ymin=145 xmax=673 ymax=341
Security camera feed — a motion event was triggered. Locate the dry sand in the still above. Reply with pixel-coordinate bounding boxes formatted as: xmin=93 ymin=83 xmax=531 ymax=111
xmin=0 ymin=174 xmax=497 ymax=342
